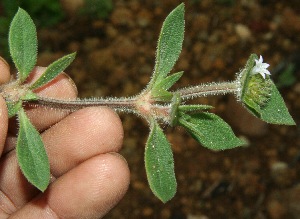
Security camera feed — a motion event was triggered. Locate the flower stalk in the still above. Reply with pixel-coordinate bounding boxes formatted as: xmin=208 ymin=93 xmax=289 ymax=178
xmin=176 ymin=81 xmax=239 ymax=100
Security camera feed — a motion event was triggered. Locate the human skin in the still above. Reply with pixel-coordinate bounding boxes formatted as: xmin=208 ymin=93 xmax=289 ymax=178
xmin=0 ymin=57 xmax=130 ymax=218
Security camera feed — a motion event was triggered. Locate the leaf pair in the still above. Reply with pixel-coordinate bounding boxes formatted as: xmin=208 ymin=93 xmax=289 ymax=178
xmin=145 ymin=105 xmax=245 ymax=202
xmin=8 ymin=8 xmax=76 ymax=191
xmin=144 ymin=4 xmax=184 ymax=202
xmin=148 ymin=3 xmax=185 ymax=101
xmin=9 ymin=8 xmax=76 ymax=89
xmin=145 ymin=107 xmax=245 ymax=202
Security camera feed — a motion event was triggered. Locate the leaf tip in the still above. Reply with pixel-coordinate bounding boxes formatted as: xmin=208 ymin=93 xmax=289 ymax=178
xmin=157 ymin=189 xmax=176 ymax=203
xmin=178 ymin=2 xmax=185 ymax=10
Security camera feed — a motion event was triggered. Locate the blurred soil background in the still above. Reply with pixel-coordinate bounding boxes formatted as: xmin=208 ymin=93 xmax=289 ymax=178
xmin=1 ymin=0 xmax=300 ymax=218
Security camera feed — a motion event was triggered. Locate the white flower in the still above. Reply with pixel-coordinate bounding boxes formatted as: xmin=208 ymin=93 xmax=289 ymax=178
xmin=251 ymin=55 xmax=271 ymax=79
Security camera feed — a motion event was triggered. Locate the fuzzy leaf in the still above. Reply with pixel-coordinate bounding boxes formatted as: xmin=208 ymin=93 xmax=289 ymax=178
xmin=149 ymin=3 xmax=185 ymax=88
xmin=17 ymin=108 xmax=50 ymax=192
xmin=153 ymin=71 xmax=183 ymax=92
xmin=179 ymin=112 xmax=245 ymax=150
xmin=9 ymin=8 xmax=37 ymax=82
xmin=152 ymin=90 xmax=173 ymax=101
xmin=178 ymin=104 xmax=213 ymax=112
xmin=6 ymin=101 xmax=22 ymax=118
xmin=244 ymin=81 xmax=295 ymax=125
xmin=152 ymin=72 xmax=183 ymax=101
xmin=145 ymin=121 xmax=177 ymax=203
xmin=169 ymin=93 xmax=181 ymax=126
xmin=21 ymin=90 xmax=38 ymax=101
xmin=30 ymin=52 xmax=76 ymax=90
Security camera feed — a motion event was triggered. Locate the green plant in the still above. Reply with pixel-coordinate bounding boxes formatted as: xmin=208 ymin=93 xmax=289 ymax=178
xmin=0 ymin=4 xmax=295 ymax=203
xmin=79 ymin=0 xmax=113 ymax=19
xmin=0 ymin=0 xmax=64 ymax=58
xmin=276 ymin=63 xmax=297 ymax=88
xmin=1 ymin=0 xmax=64 ymax=27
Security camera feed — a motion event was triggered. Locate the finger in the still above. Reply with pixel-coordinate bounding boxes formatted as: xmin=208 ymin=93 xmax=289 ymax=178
xmin=0 ymin=152 xmax=39 ymax=213
xmin=0 ymin=96 xmax=8 ymax=155
xmin=0 ymin=57 xmax=10 ymax=84
xmin=11 ymin=153 xmax=130 ymax=219
xmin=43 ymin=107 xmax=124 ymax=176
xmin=0 ymin=107 xmax=124 ymax=210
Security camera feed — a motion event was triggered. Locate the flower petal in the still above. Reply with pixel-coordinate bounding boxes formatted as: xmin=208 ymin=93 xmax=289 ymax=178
xmin=251 ymin=55 xmax=271 ymax=79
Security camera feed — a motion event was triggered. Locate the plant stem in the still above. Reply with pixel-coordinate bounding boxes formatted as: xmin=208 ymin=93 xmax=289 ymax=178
xmin=29 ymin=96 xmax=137 ymax=113
xmin=175 ymin=81 xmax=239 ymax=100
xmin=25 ymin=81 xmax=239 ymax=115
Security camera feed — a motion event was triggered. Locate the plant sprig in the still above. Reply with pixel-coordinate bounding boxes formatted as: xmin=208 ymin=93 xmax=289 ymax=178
xmin=0 ymin=4 xmax=295 ymax=202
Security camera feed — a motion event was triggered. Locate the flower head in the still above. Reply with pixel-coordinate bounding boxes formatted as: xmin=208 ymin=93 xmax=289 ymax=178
xmin=236 ymin=54 xmax=272 ymax=105
xmin=251 ymin=55 xmax=271 ymax=79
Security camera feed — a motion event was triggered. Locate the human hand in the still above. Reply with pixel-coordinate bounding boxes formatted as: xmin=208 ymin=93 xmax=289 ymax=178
xmin=0 ymin=57 xmax=130 ymax=218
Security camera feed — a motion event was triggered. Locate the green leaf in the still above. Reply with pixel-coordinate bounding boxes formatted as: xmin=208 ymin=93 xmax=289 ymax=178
xmin=145 ymin=120 xmax=177 ymax=203
xmin=152 ymin=90 xmax=173 ymax=101
xmin=6 ymin=101 xmax=22 ymax=118
xmin=9 ymin=8 xmax=37 ymax=82
xmin=244 ymin=81 xmax=295 ymax=125
xmin=153 ymin=71 xmax=183 ymax=92
xmin=17 ymin=108 xmax=50 ymax=192
xmin=152 ymin=72 xmax=183 ymax=101
xmin=276 ymin=63 xmax=296 ymax=88
xmin=178 ymin=104 xmax=213 ymax=112
xmin=179 ymin=112 xmax=245 ymax=150
xmin=169 ymin=93 xmax=181 ymax=126
xmin=30 ymin=52 xmax=76 ymax=90
xmin=149 ymin=3 xmax=185 ymax=88
xmin=21 ymin=90 xmax=38 ymax=101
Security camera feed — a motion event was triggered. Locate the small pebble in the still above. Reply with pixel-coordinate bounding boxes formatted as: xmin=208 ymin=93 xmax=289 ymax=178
xmin=235 ymin=24 xmax=252 ymax=41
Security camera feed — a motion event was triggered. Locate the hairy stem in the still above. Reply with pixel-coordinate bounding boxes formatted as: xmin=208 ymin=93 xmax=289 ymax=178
xmin=24 ymin=81 xmax=240 ymax=117
xmin=28 ymin=96 xmax=138 ymax=113
xmin=175 ymin=81 xmax=239 ymax=100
